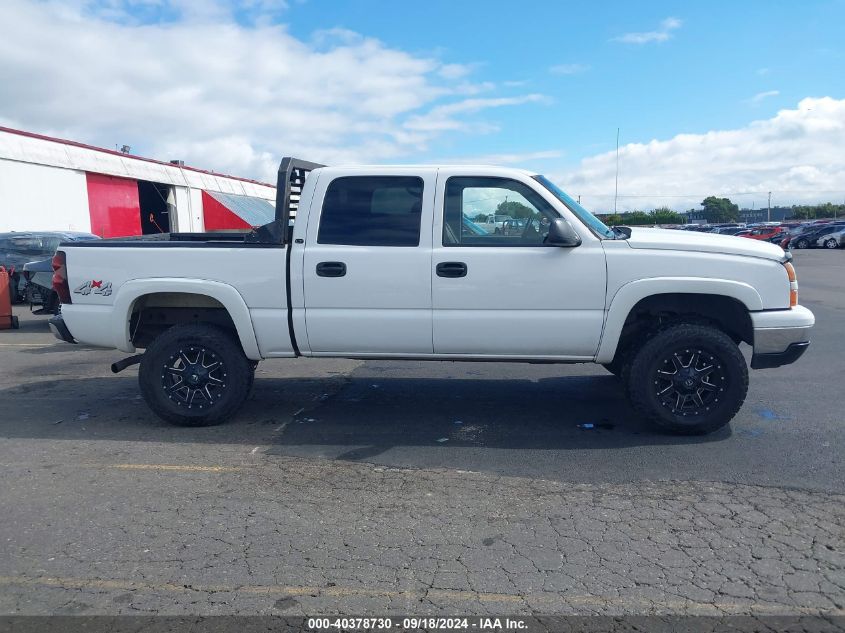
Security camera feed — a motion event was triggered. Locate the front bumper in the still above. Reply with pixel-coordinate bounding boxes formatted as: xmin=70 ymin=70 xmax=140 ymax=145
xmin=750 ymin=305 xmax=814 ymax=369
xmin=48 ymin=314 xmax=76 ymax=344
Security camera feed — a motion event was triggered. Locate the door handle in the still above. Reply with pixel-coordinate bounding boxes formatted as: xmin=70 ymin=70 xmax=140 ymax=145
xmin=436 ymin=262 xmax=467 ymax=278
xmin=316 ymin=261 xmax=347 ymax=277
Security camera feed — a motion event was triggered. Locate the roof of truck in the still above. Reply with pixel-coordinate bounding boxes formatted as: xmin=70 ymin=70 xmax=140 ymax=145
xmin=317 ymin=164 xmax=538 ymax=175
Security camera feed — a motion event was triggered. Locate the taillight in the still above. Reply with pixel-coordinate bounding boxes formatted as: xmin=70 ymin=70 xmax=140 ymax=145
xmin=784 ymin=261 xmax=798 ymax=307
xmin=52 ymin=251 xmax=72 ymax=304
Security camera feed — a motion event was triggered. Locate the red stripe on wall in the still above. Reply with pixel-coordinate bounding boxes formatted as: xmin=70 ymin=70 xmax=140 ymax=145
xmin=201 ymin=191 xmax=252 ymax=230
xmin=86 ymin=173 xmax=141 ymax=238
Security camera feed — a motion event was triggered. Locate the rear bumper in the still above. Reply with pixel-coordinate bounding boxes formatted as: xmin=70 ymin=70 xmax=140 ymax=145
xmin=48 ymin=314 xmax=76 ymax=344
xmin=750 ymin=305 xmax=814 ymax=369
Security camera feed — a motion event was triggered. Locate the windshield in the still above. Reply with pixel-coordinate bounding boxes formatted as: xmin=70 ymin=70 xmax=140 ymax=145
xmin=533 ymin=175 xmax=615 ymax=239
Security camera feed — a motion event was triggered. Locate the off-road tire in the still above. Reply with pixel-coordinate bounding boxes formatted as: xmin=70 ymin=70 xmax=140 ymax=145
xmin=627 ymin=323 xmax=748 ymax=435
xmin=139 ymin=324 xmax=252 ymax=427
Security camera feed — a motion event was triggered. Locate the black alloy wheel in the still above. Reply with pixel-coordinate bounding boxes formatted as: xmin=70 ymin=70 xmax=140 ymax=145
xmin=627 ymin=323 xmax=748 ymax=435
xmin=161 ymin=346 xmax=227 ymax=410
xmin=653 ymin=348 xmax=726 ymax=416
xmin=139 ymin=324 xmax=252 ymax=426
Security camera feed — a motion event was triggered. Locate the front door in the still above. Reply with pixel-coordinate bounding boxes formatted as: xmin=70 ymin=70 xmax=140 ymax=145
xmin=432 ymin=172 xmax=607 ymax=358
xmin=303 ymin=171 xmax=434 ymax=355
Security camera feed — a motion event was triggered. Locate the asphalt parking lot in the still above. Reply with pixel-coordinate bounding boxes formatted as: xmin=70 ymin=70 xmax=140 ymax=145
xmin=0 ymin=249 xmax=842 ymax=616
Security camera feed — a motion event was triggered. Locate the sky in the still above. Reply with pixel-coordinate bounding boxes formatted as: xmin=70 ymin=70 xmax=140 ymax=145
xmin=1 ymin=0 xmax=844 ymax=211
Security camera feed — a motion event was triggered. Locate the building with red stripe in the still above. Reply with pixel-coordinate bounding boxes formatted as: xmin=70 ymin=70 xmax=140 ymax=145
xmin=0 ymin=127 xmax=276 ymax=236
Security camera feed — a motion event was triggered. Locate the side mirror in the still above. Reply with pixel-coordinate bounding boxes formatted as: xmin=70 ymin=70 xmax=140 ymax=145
xmin=546 ymin=218 xmax=582 ymax=247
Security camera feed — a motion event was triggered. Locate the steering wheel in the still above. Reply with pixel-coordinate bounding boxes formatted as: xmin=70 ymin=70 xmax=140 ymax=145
xmin=521 ymin=216 xmax=549 ymax=242
xmin=520 ymin=217 xmax=538 ymax=240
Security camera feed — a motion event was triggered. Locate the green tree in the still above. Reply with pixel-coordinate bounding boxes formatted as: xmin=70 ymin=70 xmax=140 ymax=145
xmin=700 ymin=196 xmax=739 ymax=223
xmin=650 ymin=206 xmax=684 ymax=224
xmin=788 ymin=202 xmax=844 ymax=220
xmin=496 ymin=200 xmax=535 ymax=219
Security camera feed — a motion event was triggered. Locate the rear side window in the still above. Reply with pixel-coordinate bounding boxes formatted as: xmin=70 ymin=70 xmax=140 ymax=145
xmin=318 ymin=176 xmax=423 ymax=247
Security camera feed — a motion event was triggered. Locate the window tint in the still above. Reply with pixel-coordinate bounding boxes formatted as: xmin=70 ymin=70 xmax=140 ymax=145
xmin=318 ymin=176 xmax=423 ymax=247
xmin=443 ymin=177 xmax=558 ymax=247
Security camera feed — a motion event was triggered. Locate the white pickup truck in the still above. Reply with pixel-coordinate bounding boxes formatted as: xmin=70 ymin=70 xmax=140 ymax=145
xmin=49 ymin=158 xmax=814 ymax=434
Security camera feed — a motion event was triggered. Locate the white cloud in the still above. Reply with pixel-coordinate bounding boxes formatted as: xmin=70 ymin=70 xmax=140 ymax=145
xmin=554 ymin=97 xmax=845 ymax=212
xmin=748 ymin=90 xmax=780 ymax=104
xmin=404 ymin=95 xmax=546 ymax=133
xmin=549 ymin=63 xmax=589 ymax=75
xmin=0 ymin=0 xmax=544 ymax=182
xmin=434 ymin=150 xmax=563 ymax=165
xmin=613 ymin=17 xmax=682 ymax=44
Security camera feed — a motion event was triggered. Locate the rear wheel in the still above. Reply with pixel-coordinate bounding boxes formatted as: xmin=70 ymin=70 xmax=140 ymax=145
xmin=139 ymin=324 xmax=252 ymax=427
xmin=824 ymin=238 xmax=838 ymax=249
xmin=627 ymin=324 xmax=748 ymax=435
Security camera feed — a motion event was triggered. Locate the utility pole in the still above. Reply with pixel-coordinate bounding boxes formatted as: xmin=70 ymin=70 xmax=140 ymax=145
xmin=577 ymin=195 xmax=581 ymax=204
xmin=767 ymin=191 xmax=772 ymax=223
xmin=614 ymin=128 xmax=620 ymax=215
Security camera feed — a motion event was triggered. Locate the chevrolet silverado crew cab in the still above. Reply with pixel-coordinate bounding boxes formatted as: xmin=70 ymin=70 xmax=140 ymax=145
xmin=49 ymin=158 xmax=814 ymax=434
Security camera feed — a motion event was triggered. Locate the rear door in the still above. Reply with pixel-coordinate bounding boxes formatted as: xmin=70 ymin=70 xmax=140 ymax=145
xmin=302 ymin=169 xmax=434 ymax=355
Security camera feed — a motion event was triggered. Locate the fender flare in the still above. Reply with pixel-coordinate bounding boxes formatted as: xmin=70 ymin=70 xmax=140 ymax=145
xmin=595 ymin=277 xmax=763 ymax=363
xmin=111 ymin=278 xmax=262 ymax=360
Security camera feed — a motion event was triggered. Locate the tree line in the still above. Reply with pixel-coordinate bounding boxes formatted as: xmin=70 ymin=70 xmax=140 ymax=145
xmin=473 ymin=197 xmax=843 ymax=226
xmin=597 ymin=198 xmax=844 ymax=225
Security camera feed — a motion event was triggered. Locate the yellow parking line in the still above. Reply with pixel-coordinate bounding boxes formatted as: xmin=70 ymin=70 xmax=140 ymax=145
xmin=0 ymin=574 xmax=839 ymax=615
xmin=106 ymin=463 xmax=241 ymax=473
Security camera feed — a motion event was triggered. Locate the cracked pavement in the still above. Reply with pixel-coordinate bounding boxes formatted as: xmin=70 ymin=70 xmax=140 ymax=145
xmin=0 ymin=250 xmax=842 ymax=616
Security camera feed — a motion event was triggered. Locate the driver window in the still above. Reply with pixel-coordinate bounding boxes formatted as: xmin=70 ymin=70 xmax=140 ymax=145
xmin=443 ymin=177 xmax=557 ymax=246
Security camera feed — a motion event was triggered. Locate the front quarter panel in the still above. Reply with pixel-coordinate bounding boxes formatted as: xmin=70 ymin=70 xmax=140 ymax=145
xmin=596 ymin=242 xmax=791 ymax=363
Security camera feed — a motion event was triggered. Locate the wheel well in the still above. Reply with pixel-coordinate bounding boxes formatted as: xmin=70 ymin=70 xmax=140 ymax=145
xmin=614 ymin=293 xmax=753 ymax=360
xmin=129 ymin=292 xmax=238 ymax=349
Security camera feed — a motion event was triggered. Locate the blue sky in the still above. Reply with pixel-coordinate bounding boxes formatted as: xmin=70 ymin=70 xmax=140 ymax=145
xmin=1 ymin=0 xmax=844 ymax=210
xmin=284 ymin=0 xmax=845 ymax=168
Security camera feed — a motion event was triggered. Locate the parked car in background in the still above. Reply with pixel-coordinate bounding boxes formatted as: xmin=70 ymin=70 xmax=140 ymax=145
xmin=790 ymin=223 xmax=845 ymax=249
xmin=740 ymin=226 xmax=788 ymax=242
xmin=817 ymin=227 xmax=845 ymax=249
xmin=16 ymin=232 xmax=100 ymax=314
xmin=476 ymin=214 xmax=514 ymax=234
xmin=1 ymin=231 xmax=97 ymax=304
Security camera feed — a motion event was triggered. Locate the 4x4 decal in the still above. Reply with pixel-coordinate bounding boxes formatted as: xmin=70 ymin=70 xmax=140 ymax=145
xmin=74 ymin=280 xmax=113 ymax=297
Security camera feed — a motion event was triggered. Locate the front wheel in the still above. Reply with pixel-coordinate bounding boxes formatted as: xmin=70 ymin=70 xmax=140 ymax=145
xmin=627 ymin=324 xmax=748 ymax=435
xmin=139 ymin=324 xmax=252 ymax=426
xmin=824 ymin=238 xmax=838 ymax=249
xmin=794 ymin=238 xmax=809 ymax=249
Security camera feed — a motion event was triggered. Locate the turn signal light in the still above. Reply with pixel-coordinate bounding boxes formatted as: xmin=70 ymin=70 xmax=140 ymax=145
xmin=784 ymin=262 xmax=797 ymax=307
